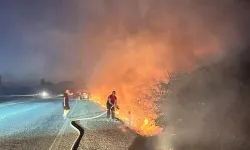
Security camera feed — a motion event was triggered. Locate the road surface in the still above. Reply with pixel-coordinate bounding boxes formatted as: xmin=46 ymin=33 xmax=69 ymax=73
xmin=0 ymin=98 xmax=140 ymax=150
xmin=0 ymin=98 xmax=76 ymax=149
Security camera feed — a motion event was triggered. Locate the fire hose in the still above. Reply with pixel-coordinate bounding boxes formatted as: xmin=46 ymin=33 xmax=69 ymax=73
xmin=68 ymin=105 xmax=119 ymax=150
xmin=50 ymin=99 xmax=119 ymax=150
xmin=49 ymin=98 xmax=80 ymax=150
xmin=70 ymin=121 xmax=84 ymax=150
xmin=1 ymin=94 xmax=118 ymax=150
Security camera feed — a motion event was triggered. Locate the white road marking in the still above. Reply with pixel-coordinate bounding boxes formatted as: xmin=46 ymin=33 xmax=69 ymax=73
xmin=0 ymin=99 xmax=38 ymax=108
xmin=0 ymin=102 xmax=52 ymax=121
xmin=49 ymin=100 xmax=78 ymax=150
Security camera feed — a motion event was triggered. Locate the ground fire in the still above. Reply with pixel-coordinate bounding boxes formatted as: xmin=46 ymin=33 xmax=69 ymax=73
xmin=80 ymin=0 xmax=245 ymax=136
xmin=90 ymin=94 xmax=162 ymax=136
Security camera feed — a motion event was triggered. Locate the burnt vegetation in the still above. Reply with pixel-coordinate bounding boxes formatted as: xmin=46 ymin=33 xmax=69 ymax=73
xmin=154 ymin=48 xmax=250 ymax=150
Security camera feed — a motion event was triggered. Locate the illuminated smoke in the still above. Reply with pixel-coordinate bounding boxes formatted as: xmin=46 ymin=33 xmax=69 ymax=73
xmin=75 ymin=0 xmax=249 ymax=135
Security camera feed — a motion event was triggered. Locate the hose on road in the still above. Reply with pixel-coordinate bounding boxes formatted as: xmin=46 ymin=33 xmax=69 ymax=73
xmin=70 ymin=121 xmax=84 ymax=150
xmin=68 ymin=105 xmax=118 ymax=149
xmin=50 ymin=101 xmax=117 ymax=150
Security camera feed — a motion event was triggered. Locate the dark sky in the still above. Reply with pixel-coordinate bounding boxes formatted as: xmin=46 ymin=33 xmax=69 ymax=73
xmin=0 ymin=0 xmax=249 ymax=86
xmin=0 ymin=0 xmax=81 ymax=85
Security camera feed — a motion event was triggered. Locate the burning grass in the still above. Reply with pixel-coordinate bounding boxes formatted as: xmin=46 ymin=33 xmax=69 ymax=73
xmin=89 ymin=75 xmax=175 ymax=136
xmin=80 ymin=0 xmax=247 ymax=138
xmin=90 ymin=92 xmax=162 ymax=136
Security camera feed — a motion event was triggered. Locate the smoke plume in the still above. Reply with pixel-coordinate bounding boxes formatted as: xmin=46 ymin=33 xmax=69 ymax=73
xmin=73 ymin=0 xmax=250 ymax=135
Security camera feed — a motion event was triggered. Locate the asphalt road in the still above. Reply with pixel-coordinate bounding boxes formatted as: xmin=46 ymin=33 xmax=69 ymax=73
xmin=0 ymin=98 xmax=144 ymax=150
xmin=0 ymin=98 xmax=75 ymax=149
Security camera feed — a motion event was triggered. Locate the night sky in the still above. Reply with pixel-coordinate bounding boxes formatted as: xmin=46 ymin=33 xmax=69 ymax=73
xmin=0 ymin=0 xmax=249 ymax=86
xmin=0 ymin=0 xmax=81 ymax=85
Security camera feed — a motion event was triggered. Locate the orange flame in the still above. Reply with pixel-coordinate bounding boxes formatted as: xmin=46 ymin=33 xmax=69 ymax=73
xmin=144 ymin=119 xmax=149 ymax=125
xmin=90 ymin=94 xmax=162 ymax=136
xmin=83 ymin=1 xmax=223 ymax=136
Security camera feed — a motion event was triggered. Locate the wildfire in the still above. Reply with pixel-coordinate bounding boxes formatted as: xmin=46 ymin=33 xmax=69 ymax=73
xmin=86 ymin=31 xmax=219 ymax=135
xmin=90 ymin=94 xmax=162 ymax=136
xmin=82 ymin=0 xmax=224 ymax=136
xmin=144 ymin=118 xmax=149 ymax=125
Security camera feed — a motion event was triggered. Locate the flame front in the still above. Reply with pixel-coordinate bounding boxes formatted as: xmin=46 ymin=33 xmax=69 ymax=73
xmin=86 ymin=28 xmax=220 ymax=136
xmin=82 ymin=0 xmax=228 ymax=136
xmin=91 ymin=94 xmax=162 ymax=136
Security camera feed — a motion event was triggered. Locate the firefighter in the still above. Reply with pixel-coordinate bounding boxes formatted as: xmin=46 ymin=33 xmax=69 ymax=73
xmin=63 ymin=89 xmax=73 ymax=118
xmin=106 ymin=91 xmax=118 ymax=120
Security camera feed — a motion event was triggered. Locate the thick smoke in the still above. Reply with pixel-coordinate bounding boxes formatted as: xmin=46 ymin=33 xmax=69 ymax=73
xmin=75 ymin=0 xmax=250 ymax=135
xmin=154 ymin=48 xmax=250 ymax=150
